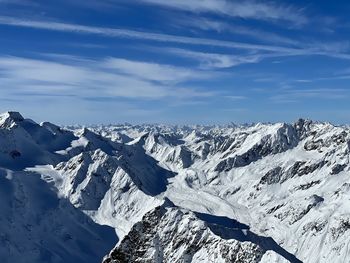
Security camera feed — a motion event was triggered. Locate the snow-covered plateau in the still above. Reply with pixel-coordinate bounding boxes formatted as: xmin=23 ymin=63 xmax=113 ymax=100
xmin=1 ymin=111 xmax=350 ymax=263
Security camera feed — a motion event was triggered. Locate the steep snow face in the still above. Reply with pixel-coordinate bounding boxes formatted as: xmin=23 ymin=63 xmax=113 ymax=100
xmin=55 ymin=149 xmax=119 ymax=210
xmin=103 ymin=202 xmax=265 ymax=263
xmin=0 ymin=111 xmax=77 ymax=169
xmin=0 ymin=168 xmax=116 ymax=263
xmin=48 ymin=148 xmax=164 ymax=239
xmin=136 ymin=122 xmax=299 ymax=174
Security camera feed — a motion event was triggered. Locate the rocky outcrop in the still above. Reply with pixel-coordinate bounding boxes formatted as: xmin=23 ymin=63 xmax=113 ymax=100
xmin=103 ymin=204 xmax=265 ymax=263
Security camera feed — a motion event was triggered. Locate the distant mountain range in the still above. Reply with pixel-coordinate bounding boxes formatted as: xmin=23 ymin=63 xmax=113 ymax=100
xmin=0 ymin=111 xmax=349 ymax=263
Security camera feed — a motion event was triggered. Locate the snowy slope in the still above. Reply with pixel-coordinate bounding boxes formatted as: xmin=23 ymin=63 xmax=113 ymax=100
xmin=0 ymin=112 xmax=120 ymax=263
xmin=2 ymin=111 xmax=350 ymax=262
xmin=0 ymin=168 xmax=116 ymax=263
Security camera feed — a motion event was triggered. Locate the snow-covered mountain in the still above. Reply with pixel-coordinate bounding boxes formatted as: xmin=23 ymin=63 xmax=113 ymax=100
xmin=1 ymin=111 xmax=350 ymax=262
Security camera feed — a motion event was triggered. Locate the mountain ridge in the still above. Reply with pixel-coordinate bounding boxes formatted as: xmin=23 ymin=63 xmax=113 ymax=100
xmin=0 ymin=111 xmax=349 ymax=262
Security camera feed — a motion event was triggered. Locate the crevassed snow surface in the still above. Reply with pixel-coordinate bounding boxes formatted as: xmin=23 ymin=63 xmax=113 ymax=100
xmin=1 ymin=112 xmax=350 ymax=262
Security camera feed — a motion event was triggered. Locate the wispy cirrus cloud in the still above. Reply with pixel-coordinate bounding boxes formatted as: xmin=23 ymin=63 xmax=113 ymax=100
xmin=0 ymin=55 xmax=214 ymax=101
xmin=103 ymin=58 xmax=211 ymax=84
xmin=0 ymin=16 xmax=306 ymax=53
xmin=1 ymin=15 xmax=349 ymax=63
xmin=270 ymin=88 xmax=349 ymax=103
xmin=137 ymin=0 xmax=308 ymax=25
xmin=0 ymin=0 xmax=32 ymax=4
xmin=224 ymin=95 xmax=247 ymax=100
xmin=170 ymin=16 xmax=300 ymax=46
xmin=160 ymin=48 xmax=302 ymax=69
xmin=163 ymin=48 xmax=264 ymax=69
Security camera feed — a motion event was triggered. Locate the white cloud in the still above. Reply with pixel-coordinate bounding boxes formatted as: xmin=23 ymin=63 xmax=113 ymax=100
xmin=161 ymin=48 xmax=296 ymax=69
xmin=271 ymin=88 xmax=348 ymax=102
xmin=0 ymin=55 xmax=214 ymax=100
xmin=225 ymin=95 xmax=247 ymax=100
xmin=0 ymin=16 xmax=348 ymax=63
xmin=0 ymin=16 xmax=304 ymax=53
xmin=0 ymin=0 xmax=31 ymax=4
xmin=0 ymin=57 xmax=88 ymax=84
xmin=171 ymin=16 xmax=300 ymax=46
xmin=138 ymin=0 xmax=307 ymax=25
xmin=165 ymin=48 xmax=263 ymax=68
xmin=102 ymin=58 xmax=210 ymax=84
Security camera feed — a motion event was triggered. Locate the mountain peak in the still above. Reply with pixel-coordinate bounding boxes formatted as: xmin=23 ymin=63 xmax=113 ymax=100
xmin=0 ymin=111 xmax=24 ymax=121
xmin=0 ymin=111 xmax=24 ymax=128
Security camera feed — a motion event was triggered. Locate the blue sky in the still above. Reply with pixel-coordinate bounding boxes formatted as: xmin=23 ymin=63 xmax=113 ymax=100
xmin=1 ymin=0 xmax=350 ymax=124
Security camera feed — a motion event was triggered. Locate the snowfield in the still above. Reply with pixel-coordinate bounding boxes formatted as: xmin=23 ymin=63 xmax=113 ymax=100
xmin=1 ymin=111 xmax=350 ymax=262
